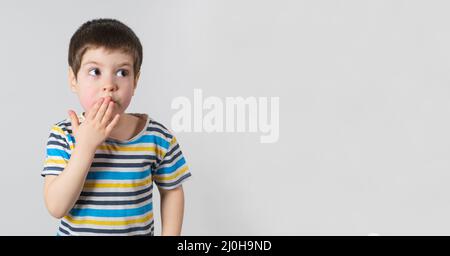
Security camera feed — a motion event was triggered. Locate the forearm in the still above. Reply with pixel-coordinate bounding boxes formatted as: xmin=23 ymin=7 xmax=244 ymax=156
xmin=160 ymin=186 xmax=185 ymax=236
xmin=44 ymin=143 xmax=96 ymax=218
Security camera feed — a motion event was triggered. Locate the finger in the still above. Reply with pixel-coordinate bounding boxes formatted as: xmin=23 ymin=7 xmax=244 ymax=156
xmin=94 ymin=97 xmax=111 ymax=122
xmin=87 ymin=97 xmax=105 ymax=120
xmin=105 ymin=113 xmax=121 ymax=135
xmin=68 ymin=110 xmax=79 ymax=132
xmin=101 ymin=101 xmax=115 ymax=126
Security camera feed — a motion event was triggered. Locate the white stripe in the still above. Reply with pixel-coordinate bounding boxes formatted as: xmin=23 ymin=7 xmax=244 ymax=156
xmin=72 ymin=197 xmax=151 ymax=210
xmin=78 ymin=190 xmax=152 ymax=201
xmin=62 ymin=217 xmax=154 ymax=231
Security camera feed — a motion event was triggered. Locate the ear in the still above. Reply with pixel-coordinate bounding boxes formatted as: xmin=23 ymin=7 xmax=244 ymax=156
xmin=132 ymin=71 xmax=140 ymax=96
xmin=68 ymin=67 xmax=78 ymax=93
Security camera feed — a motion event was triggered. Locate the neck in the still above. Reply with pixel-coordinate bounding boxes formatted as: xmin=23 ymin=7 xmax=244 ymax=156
xmin=109 ymin=113 xmax=134 ymax=138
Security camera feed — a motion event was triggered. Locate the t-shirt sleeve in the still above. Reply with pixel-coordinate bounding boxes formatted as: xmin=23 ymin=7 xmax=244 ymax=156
xmin=41 ymin=124 xmax=72 ymax=177
xmin=152 ymin=134 xmax=192 ymax=190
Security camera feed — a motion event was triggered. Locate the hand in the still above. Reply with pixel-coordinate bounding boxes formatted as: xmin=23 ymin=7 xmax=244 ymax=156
xmin=68 ymin=97 xmax=121 ymax=150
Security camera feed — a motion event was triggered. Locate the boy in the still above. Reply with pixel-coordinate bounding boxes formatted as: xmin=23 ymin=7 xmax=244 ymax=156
xmin=41 ymin=18 xmax=192 ymax=236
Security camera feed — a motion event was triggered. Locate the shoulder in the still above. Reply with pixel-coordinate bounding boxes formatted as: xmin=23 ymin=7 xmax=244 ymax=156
xmin=47 ymin=117 xmax=75 ymax=148
xmin=50 ymin=117 xmax=73 ymax=136
xmin=146 ymin=117 xmax=174 ymax=141
xmin=143 ymin=116 xmax=182 ymax=154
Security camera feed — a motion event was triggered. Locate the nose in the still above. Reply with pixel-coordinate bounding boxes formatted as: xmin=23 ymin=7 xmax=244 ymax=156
xmin=102 ymin=77 xmax=118 ymax=93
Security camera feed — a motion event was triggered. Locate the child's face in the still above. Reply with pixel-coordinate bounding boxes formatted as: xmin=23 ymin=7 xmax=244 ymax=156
xmin=69 ymin=47 xmax=139 ymax=116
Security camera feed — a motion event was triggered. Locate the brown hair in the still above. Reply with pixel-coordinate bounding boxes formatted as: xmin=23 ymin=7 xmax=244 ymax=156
xmin=68 ymin=18 xmax=143 ymax=78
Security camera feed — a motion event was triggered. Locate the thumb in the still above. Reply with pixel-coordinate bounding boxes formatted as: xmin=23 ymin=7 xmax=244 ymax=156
xmin=68 ymin=110 xmax=79 ymax=132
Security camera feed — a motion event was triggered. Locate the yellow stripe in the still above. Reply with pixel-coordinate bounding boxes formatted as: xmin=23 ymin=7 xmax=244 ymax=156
xmin=97 ymin=145 xmax=166 ymax=158
xmin=51 ymin=126 xmax=66 ymax=137
xmin=51 ymin=126 xmax=74 ymax=150
xmin=155 ymin=165 xmax=189 ymax=181
xmin=159 ymin=136 xmax=176 ymax=160
xmin=45 ymin=159 xmax=67 ymax=165
xmin=83 ymin=177 xmax=152 ymax=189
xmin=64 ymin=212 xmax=153 ymax=226
xmin=98 ymin=145 xmax=159 ymax=152
xmin=170 ymin=137 xmax=177 ymax=146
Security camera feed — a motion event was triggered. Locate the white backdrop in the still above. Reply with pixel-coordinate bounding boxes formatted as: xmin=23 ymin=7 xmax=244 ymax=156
xmin=1 ymin=0 xmax=450 ymax=235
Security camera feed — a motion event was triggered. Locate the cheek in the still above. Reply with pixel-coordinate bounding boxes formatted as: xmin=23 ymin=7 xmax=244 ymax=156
xmin=78 ymin=89 xmax=98 ymax=111
xmin=118 ymin=90 xmax=134 ymax=110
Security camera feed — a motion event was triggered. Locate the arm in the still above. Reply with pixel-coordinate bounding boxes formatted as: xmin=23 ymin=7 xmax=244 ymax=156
xmin=43 ymin=96 xmax=120 ymax=219
xmin=158 ymin=185 xmax=185 ymax=236
xmin=44 ymin=143 xmax=96 ymax=218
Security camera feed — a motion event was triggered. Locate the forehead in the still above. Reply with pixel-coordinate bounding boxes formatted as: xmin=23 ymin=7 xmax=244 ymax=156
xmin=81 ymin=47 xmax=133 ymax=66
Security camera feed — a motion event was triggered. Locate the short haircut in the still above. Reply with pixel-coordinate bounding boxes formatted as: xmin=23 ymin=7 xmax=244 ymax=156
xmin=68 ymin=18 xmax=143 ymax=78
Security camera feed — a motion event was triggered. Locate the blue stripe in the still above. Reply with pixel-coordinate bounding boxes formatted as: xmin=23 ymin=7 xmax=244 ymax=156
xmin=69 ymin=203 xmax=152 ymax=217
xmin=47 ymin=148 xmax=70 ymax=160
xmin=121 ymin=135 xmax=170 ymax=149
xmin=155 ymin=172 xmax=192 ymax=188
xmin=86 ymin=169 xmax=151 ymax=180
xmin=66 ymin=134 xmax=75 ymax=144
xmin=156 ymin=157 xmax=186 ymax=175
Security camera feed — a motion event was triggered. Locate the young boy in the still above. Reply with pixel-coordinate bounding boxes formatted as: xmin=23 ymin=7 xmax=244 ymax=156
xmin=41 ymin=18 xmax=192 ymax=236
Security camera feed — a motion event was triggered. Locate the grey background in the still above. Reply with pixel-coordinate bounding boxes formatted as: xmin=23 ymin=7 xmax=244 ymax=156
xmin=1 ymin=0 xmax=450 ymax=235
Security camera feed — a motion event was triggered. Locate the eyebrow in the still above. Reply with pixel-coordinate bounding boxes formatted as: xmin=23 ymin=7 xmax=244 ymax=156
xmin=82 ymin=61 xmax=132 ymax=68
xmin=116 ymin=62 xmax=132 ymax=68
xmin=82 ymin=61 xmax=101 ymax=67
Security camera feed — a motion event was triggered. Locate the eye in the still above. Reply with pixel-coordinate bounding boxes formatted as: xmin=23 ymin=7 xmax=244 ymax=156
xmin=88 ymin=68 xmax=100 ymax=76
xmin=116 ymin=69 xmax=129 ymax=77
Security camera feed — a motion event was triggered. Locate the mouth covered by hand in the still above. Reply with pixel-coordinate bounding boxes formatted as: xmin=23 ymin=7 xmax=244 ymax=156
xmin=102 ymin=96 xmax=120 ymax=107
xmin=85 ymin=97 xmax=118 ymax=116
xmin=111 ymin=99 xmax=120 ymax=108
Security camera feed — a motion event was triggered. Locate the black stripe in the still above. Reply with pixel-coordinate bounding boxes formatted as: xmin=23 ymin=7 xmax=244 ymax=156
xmin=48 ymin=133 xmax=69 ymax=146
xmin=159 ymin=150 xmax=182 ymax=166
xmin=80 ymin=184 xmax=153 ymax=197
xmin=58 ymin=226 xmax=70 ymax=235
xmin=149 ymin=120 xmax=169 ymax=131
xmin=57 ymin=122 xmax=72 ymax=130
xmin=61 ymin=220 xmax=154 ymax=234
xmin=165 ymin=143 xmax=180 ymax=157
xmin=91 ymin=162 xmax=151 ymax=168
xmin=49 ymin=133 xmax=65 ymax=141
xmin=94 ymin=154 xmax=157 ymax=160
xmin=147 ymin=126 xmax=172 ymax=139
xmin=76 ymin=193 xmax=153 ymax=206
xmin=56 ymin=120 xmax=70 ymax=127
xmin=55 ymin=124 xmax=73 ymax=135
xmin=47 ymin=140 xmax=70 ymax=150
xmin=155 ymin=172 xmax=191 ymax=188
xmin=44 ymin=166 xmax=64 ymax=171
xmin=41 ymin=173 xmax=59 ymax=177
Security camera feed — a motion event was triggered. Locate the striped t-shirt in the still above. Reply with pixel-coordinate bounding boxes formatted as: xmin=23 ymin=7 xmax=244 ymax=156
xmin=41 ymin=112 xmax=191 ymax=236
